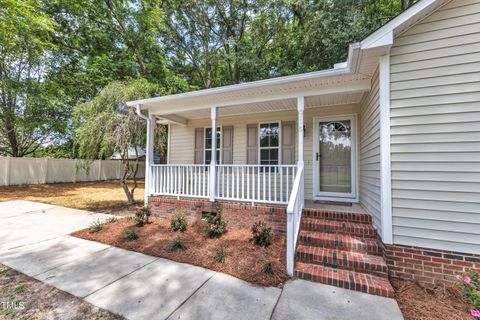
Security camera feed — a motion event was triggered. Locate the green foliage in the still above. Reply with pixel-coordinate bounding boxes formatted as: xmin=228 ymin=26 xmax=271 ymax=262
xmin=204 ymin=206 xmax=228 ymax=238
xmin=252 ymin=221 xmax=272 ymax=247
xmin=170 ymin=211 xmax=188 ymax=232
xmin=122 ymin=229 xmax=138 ymax=241
xmin=105 ymin=216 xmax=118 ymax=224
xmin=261 ymin=261 xmax=274 ymax=275
xmin=213 ymin=247 xmax=227 ymax=263
xmin=89 ymin=219 xmax=103 ymax=233
xmin=455 ymin=270 xmax=480 ymax=312
xmin=135 ymin=205 xmax=151 ymax=227
xmin=15 ymin=283 xmax=25 ymax=294
xmin=167 ymin=238 xmax=187 ymax=251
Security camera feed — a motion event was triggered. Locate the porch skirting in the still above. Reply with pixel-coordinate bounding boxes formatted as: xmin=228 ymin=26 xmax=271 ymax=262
xmin=149 ymin=196 xmax=287 ymax=234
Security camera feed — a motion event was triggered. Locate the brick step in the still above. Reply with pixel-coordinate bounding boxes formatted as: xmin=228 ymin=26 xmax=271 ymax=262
xmin=298 ymin=230 xmax=383 ymax=256
xmin=302 ymin=208 xmax=372 ymax=224
xmin=296 ymin=245 xmax=388 ymax=278
xmin=301 ymin=218 xmax=377 ymax=238
xmin=294 ymin=262 xmax=394 ymax=298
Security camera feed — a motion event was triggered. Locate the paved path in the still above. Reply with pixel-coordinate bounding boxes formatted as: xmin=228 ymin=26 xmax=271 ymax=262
xmin=0 ymin=200 xmax=403 ymax=320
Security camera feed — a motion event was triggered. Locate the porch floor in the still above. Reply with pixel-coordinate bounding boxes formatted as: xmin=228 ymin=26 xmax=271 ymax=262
xmin=304 ymin=201 xmax=367 ymax=215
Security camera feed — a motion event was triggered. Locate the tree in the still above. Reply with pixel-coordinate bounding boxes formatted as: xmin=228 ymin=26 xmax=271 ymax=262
xmin=0 ymin=0 xmax=68 ymax=157
xmin=73 ymin=78 xmax=163 ymax=204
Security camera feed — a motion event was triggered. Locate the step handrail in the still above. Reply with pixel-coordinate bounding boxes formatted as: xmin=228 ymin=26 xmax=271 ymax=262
xmin=286 ymin=164 xmax=304 ymax=275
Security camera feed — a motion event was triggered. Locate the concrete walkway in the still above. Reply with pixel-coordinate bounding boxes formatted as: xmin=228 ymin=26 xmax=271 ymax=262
xmin=0 ymin=200 xmax=403 ymax=320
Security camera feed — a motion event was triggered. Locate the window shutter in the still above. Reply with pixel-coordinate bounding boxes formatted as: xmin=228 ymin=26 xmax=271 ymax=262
xmin=282 ymin=121 xmax=295 ymax=164
xmin=246 ymin=124 xmax=258 ymax=164
xmin=222 ymin=126 xmax=234 ymax=164
xmin=194 ymin=128 xmax=204 ymax=164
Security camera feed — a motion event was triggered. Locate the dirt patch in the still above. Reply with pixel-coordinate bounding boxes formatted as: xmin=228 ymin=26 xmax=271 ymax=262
xmin=0 ymin=180 xmax=144 ymax=215
xmin=0 ymin=264 xmax=123 ymax=320
xmin=73 ymin=217 xmax=289 ymax=287
xmin=393 ymin=279 xmax=472 ymax=320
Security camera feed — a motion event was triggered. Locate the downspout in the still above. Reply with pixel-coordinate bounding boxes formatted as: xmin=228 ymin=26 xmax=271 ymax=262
xmin=135 ymin=105 xmax=151 ymax=206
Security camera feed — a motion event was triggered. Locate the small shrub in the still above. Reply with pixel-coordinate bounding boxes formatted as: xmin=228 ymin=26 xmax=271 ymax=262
xmin=122 ymin=229 xmax=138 ymax=241
xmin=170 ymin=211 xmax=188 ymax=232
xmin=204 ymin=203 xmax=227 ymax=238
xmin=455 ymin=269 xmax=480 ymax=317
xmin=89 ymin=219 xmax=103 ymax=233
xmin=135 ymin=205 xmax=152 ymax=227
xmin=251 ymin=221 xmax=272 ymax=247
xmin=105 ymin=216 xmax=118 ymax=224
xmin=213 ymin=247 xmax=227 ymax=263
xmin=261 ymin=261 xmax=274 ymax=275
xmin=167 ymin=238 xmax=187 ymax=251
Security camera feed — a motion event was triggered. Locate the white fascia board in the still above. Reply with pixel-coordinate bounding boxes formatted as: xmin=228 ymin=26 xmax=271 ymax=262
xmin=157 ymin=114 xmax=188 ymax=126
xmin=361 ymin=0 xmax=442 ymax=49
xmin=148 ymin=79 xmax=371 ymax=115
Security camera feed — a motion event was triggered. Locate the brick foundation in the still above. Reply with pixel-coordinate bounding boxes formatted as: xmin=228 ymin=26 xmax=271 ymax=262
xmin=385 ymin=244 xmax=480 ymax=287
xmin=148 ymin=196 xmax=287 ymax=234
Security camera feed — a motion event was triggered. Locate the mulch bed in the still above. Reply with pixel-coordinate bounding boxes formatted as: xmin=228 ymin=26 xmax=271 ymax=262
xmin=393 ymin=279 xmax=473 ymax=320
xmin=72 ymin=217 xmax=289 ymax=287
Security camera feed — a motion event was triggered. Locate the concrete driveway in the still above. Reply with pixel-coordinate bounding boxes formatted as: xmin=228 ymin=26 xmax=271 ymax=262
xmin=0 ymin=200 xmax=403 ymax=320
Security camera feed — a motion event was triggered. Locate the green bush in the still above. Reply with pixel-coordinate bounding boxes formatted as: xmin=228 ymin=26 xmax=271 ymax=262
xmin=122 ymin=229 xmax=138 ymax=241
xmin=167 ymin=238 xmax=187 ymax=251
xmin=105 ymin=216 xmax=118 ymax=224
xmin=455 ymin=269 xmax=480 ymax=317
xmin=170 ymin=211 xmax=188 ymax=232
xmin=135 ymin=205 xmax=152 ymax=227
xmin=261 ymin=261 xmax=274 ymax=275
xmin=213 ymin=247 xmax=227 ymax=263
xmin=251 ymin=221 xmax=272 ymax=247
xmin=204 ymin=213 xmax=228 ymax=238
xmin=89 ymin=219 xmax=103 ymax=233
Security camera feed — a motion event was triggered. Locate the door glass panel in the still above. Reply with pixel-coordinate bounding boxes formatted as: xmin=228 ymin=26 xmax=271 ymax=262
xmin=319 ymin=120 xmax=352 ymax=193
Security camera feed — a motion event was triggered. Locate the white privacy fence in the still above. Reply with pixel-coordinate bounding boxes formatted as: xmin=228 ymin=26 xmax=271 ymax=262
xmin=0 ymin=157 xmax=145 ymax=186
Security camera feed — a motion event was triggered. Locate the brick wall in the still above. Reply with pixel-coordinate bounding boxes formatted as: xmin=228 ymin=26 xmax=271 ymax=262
xmin=149 ymin=196 xmax=287 ymax=234
xmin=385 ymin=244 xmax=480 ymax=287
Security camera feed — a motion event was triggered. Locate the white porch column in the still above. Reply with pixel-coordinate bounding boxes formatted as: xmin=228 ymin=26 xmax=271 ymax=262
xmin=145 ymin=112 xmax=154 ymax=206
xmin=297 ymin=96 xmax=305 ymax=167
xmin=209 ymin=107 xmax=218 ymax=202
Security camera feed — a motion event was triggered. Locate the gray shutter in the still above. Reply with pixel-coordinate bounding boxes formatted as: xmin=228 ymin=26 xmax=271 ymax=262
xmin=282 ymin=121 xmax=295 ymax=164
xmin=246 ymin=124 xmax=258 ymax=164
xmin=222 ymin=126 xmax=234 ymax=164
xmin=194 ymin=128 xmax=204 ymax=164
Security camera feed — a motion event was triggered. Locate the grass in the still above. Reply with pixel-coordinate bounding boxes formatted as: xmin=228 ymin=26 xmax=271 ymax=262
xmin=0 ymin=180 xmax=144 ymax=215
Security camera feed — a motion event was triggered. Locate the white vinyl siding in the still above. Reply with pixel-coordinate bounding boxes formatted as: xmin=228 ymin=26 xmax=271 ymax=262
xmin=359 ymin=68 xmax=382 ymax=234
xmin=390 ymin=0 xmax=480 ymax=254
xmin=169 ymin=104 xmax=360 ymax=200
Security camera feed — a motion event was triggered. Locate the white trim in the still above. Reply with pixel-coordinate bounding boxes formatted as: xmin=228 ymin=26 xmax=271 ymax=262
xmin=167 ymin=123 xmax=171 ymax=164
xmin=312 ymin=114 xmax=359 ymax=202
xmin=379 ymin=55 xmax=393 ymax=244
xmin=258 ymin=121 xmax=282 ymax=165
xmin=204 ymin=126 xmax=223 ymax=165
xmin=158 ymin=114 xmax=188 ymax=126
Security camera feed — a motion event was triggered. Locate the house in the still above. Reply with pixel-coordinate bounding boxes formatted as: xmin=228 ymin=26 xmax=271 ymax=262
xmin=127 ymin=0 xmax=480 ymax=298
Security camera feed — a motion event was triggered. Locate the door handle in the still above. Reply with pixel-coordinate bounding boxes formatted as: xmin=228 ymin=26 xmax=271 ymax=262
xmin=316 ymin=152 xmax=320 ymax=161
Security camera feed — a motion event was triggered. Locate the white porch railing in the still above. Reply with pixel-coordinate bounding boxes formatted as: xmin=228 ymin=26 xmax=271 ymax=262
xmin=151 ymin=164 xmax=211 ymax=199
xmin=150 ymin=164 xmax=297 ymax=204
xmin=286 ymin=165 xmax=304 ymax=275
xmin=216 ymin=165 xmax=297 ymax=204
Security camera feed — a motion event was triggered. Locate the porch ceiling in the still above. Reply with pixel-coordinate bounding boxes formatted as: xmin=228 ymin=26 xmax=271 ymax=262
xmin=167 ymin=91 xmax=367 ymax=121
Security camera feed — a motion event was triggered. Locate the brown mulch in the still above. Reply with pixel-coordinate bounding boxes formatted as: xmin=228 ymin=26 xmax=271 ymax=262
xmin=72 ymin=217 xmax=289 ymax=287
xmin=0 ymin=264 xmax=123 ymax=320
xmin=393 ymin=279 xmax=472 ymax=320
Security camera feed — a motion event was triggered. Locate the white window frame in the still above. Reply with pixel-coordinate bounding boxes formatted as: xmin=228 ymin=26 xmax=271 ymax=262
xmin=312 ymin=114 xmax=358 ymax=202
xmin=258 ymin=121 xmax=282 ymax=165
xmin=204 ymin=126 xmax=222 ymax=164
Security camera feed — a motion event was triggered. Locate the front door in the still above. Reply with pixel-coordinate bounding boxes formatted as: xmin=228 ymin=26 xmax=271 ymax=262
xmin=314 ymin=115 xmax=357 ymax=201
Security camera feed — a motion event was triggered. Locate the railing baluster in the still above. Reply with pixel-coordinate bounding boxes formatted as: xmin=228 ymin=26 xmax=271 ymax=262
xmin=274 ymin=166 xmax=277 ymax=203
xmin=262 ymin=167 xmax=266 ymax=201
xmin=241 ymin=167 xmax=245 ymax=200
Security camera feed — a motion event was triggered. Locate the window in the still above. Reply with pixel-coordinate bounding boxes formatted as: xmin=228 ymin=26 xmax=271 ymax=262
xmin=259 ymin=122 xmax=280 ymax=165
xmin=205 ymin=127 xmax=221 ymax=164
